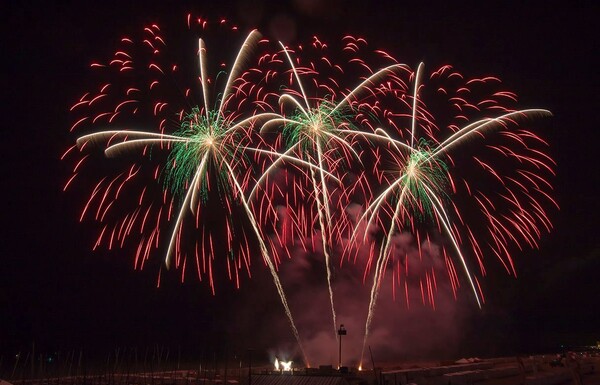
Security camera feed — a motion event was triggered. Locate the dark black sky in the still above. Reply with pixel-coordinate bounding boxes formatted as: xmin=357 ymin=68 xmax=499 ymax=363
xmin=1 ymin=0 xmax=598 ymax=364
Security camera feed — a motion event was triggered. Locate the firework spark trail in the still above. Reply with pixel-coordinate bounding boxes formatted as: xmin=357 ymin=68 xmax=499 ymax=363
xmin=353 ymin=62 xmax=554 ymax=365
xmin=361 ymin=185 xmax=407 ymax=362
xmin=223 ymin=161 xmax=309 ymax=367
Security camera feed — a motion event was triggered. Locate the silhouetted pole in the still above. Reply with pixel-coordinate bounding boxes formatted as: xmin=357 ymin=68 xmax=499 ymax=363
xmin=247 ymin=349 xmax=253 ymax=385
xmin=337 ymin=325 xmax=347 ymax=369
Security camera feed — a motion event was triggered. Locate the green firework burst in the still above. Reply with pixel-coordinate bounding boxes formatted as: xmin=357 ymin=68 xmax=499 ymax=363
xmin=398 ymin=140 xmax=449 ymax=221
xmin=282 ymin=100 xmax=356 ymax=151
xmin=163 ymin=107 xmax=233 ymax=204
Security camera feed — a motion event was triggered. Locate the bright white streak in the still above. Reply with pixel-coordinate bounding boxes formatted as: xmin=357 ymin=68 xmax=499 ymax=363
xmin=336 ymin=128 xmax=414 ymax=153
xmin=198 ymin=38 xmax=210 ymax=122
xmin=313 ymin=139 xmax=337 ymax=338
xmin=410 ymin=63 xmax=423 ymax=150
xmin=242 ymin=145 xmax=341 ymax=185
xmin=103 ymin=138 xmax=188 ymax=158
xmin=223 ymin=161 xmax=309 ymax=367
xmin=247 ymin=142 xmax=301 ymax=202
xmin=218 ymin=30 xmax=262 ymax=117
xmin=350 ymin=173 xmax=409 ymax=244
xmin=278 ymin=94 xmax=309 ymax=118
xmin=319 ymin=129 xmax=362 ymax=163
xmin=329 ymin=63 xmax=409 ymax=116
xmin=429 ymin=109 xmax=552 ymax=160
xmin=76 ymin=130 xmax=185 ymax=148
xmin=189 ymin=153 xmax=209 ymax=212
xmin=423 ymin=184 xmax=482 ymax=307
xmin=164 ymin=163 xmax=205 ymax=268
xmin=316 ymin=135 xmax=332 ymax=227
xmin=224 ymin=112 xmax=282 ymax=134
xmin=259 ymin=117 xmax=303 ymax=134
xmin=360 ymin=183 xmax=408 ymax=365
xmin=279 ymin=42 xmax=311 ymax=110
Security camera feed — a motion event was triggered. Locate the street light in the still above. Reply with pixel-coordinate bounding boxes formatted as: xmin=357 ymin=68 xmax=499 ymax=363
xmin=337 ymin=324 xmax=347 ymax=370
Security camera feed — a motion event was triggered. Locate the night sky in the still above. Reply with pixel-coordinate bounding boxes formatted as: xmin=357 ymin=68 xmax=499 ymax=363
xmin=1 ymin=1 xmax=598 ymax=364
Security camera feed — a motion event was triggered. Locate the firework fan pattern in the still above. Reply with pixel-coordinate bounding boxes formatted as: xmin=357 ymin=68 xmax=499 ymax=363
xmin=64 ymin=13 xmax=556 ymax=366
xmin=342 ymin=63 xmax=556 ymax=359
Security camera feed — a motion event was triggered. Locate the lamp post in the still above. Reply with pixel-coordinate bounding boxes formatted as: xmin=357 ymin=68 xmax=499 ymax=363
xmin=337 ymin=324 xmax=347 ymax=369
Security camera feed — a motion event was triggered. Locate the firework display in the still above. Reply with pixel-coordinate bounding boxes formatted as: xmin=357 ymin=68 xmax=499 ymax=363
xmin=65 ymin=14 xmax=556 ymax=366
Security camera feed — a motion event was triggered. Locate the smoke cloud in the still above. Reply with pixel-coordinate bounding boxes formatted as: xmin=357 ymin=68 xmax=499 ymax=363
xmin=223 ymin=202 xmax=478 ymax=367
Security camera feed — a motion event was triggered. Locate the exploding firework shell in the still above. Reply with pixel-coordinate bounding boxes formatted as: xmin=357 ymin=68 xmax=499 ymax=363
xmin=65 ymin=17 xmax=287 ymax=293
xmin=351 ymin=63 xmax=556 ymax=309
